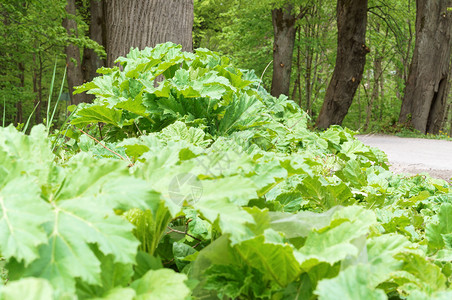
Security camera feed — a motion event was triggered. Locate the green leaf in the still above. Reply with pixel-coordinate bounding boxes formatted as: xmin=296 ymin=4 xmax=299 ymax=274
xmin=124 ymin=204 xmax=172 ymax=255
xmin=76 ymin=248 xmax=134 ymax=299
xmin=19 ymin=158 xmax=140 ymax=291
xmin=336 ymin=160 xmax=368 ymax=188
xmin=426 ymin=203 xmax=452 ymax=251
xmin=0 ymin=125 xmax=54 ymax=186
xmin=407 ymin=290 xmax=452 ymax=300
xmin=0 ymin=177 xmax=52 ymax=264
xmin=130 ymin=268 xmax=190 ymax=300
xmin=235 ymin=233 xmax=301 ymax=287
xmin=160 ymin=121 xmax=211 ymax=147
xmin=297 ymin=176 xmax=353 ymax=209
xmin=315 ymin=265 xmax=387 ymax=300
xmin=133 ymin=251 xmax=163 ymax=280
xmin=268 ymin=206 xmax=340 ymax=238
xmin=203 ymin=264 xmax=271 ymax=299
xmin=92 ymin=287 xmax=135 ymax=300
xmin=0 ymin=277 xmax=54 ymax=300
xmin=114 ymin=96 xmax=147 ymax=117
xmin=24 ymin=197 xmax=138 ymax=291
xmin=217 ymin=93 xmax=260 ymax=134
xmin=195 ymin=197 xmax=255 ymax=244
xmin=71 ymin=105 xmax=123 ymax=127
xmin=391 ymin=252 xmax=447 ymax=294
xmin=295 ymin=206 xmax=376 ymax=270
xmin=194 ymin=176 xmax=257 ymax=243
xmin=173 ymin=242 xmax=197 ymax=272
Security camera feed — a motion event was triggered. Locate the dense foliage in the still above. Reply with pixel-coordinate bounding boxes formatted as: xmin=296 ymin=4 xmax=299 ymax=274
xmin=0 ymin=43 xmax=451 ymax=299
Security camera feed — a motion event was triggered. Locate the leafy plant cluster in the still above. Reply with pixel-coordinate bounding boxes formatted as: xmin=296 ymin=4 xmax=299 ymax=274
xmin=1 ymin=43 xmax=451 ymax=299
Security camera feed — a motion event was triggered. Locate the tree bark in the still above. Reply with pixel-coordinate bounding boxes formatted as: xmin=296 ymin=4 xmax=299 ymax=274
xmin=271 ymin=5 xmax=297 ymax=98
xmin=316 ymin=0 xmax=369 ymax=129
xmin=15 ymin=62 xmax=25 ymax=126
xmin=399 ymin=0 xmax=452 ymax=134
xmin=82 ymin=0 xmax=106 ymax=85
xmin=104 ymin=0 xmax=194 ymax=67
xmin=33 ymin=53 xmax=43 ymax=125
xmin=63 ymin=0 xmax=90 ymax=105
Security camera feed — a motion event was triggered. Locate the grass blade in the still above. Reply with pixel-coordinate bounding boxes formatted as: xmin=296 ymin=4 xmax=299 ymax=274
xmin=2 ymin=97 xmax=5 ymax=127
xmin=48 ymin=65 xmax=67 ymax=134
xmin=23 ymin=101 xmax=40 ymax=133
xmin=46 ymin=59 xmax=58 ymax=129
xmin=51 ymin=106 xmax=78 ymax=153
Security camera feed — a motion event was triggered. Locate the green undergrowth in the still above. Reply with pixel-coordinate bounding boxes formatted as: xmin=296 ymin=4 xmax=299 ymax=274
xmin=1 ymin=43 xmax=451 ymax=299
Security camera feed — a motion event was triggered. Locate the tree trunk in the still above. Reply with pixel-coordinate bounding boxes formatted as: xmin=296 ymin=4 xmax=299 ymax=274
xmin=316 ymin=0 xmax=369 ymax=129
xmin=82 ymin=0 xmax=106 ymax=85
xmin=304 ymin=19 xmax=313 ymax=113
xmin=63 ymin=0 xmax=90 ymax=105
xmin=271 ymin=5 xmax=297 ymax=98
xmin=104 ymin=0 xmax=194 ymax=67
xmin=33 ymin=53 xmax=43 ymax=125
xmin=15 ymin=62 xmax=25 ymax=126
xmin=399 ymin=0 xmax=452 ymax=134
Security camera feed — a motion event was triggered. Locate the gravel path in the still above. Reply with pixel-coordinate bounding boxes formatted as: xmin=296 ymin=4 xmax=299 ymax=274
xmin=356 ymin=134 xmax=452 ymax=182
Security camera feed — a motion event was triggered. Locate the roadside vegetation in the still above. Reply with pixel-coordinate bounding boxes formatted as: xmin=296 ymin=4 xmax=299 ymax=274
xmin=0 ymin=44 xmax=451 ymax=299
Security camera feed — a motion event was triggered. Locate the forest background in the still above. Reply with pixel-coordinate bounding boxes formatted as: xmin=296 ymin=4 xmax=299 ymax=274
xmin=1 ymin=0 xmax=451 ymax=136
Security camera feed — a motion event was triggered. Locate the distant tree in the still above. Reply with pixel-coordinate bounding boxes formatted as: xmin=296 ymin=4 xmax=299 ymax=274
xmin=399 ymin=0 xmax=452 ymax=134
xmin=270 ymin=4 xmax=310 ymax=98
xmin=104 ymin=0 xmax=194 ymax=67
xmin=81 ymin=0 xmax=105 ymax=86
xmin=316 ymin=0 xmax=370 ymax=129
xmin=63 ymin=0 xmax=90 ymax=105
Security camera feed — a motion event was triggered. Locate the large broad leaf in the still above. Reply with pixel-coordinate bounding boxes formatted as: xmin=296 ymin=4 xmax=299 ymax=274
xmin=315 ymin=265 xmax=387 ymax=300
xmin=295 ymin=206 xmax=376 ymax=270
xmin=0 ymin=277 xmax=54 ymax=300
xmin=217 ymin=93 xmax=262 ymax=135
xmin=366 ymin=234 xmax=412 ymax=286
xmin=194 ymin=176 xmax=257 ymax=244
xmin=268 ymin=206 xmax=341 ymax=238
xmin=58 ymin=154 xmax=162 ymax=212
xmin=336 ymin=159 xmax=368 ymax=188
xmin=195 ymin=197 xmax=255 ymax=245
xmin=71 ymin=104 xmax=123 ymax=127
xmin=159 ymin=121 xmax=211 ymax=147
xmin=124 ymin=203 xmax=172 ymax=256
xmin=297 ymin=176 xmax=353 ymax=209
xmin=426 ymin=203 xmax=452 ymax=251
xmin=390 ymin=252 xmax=447 ymax=295
xmin=0 ymin=125 xmax=54 ymax=186
xmin=130 ymin=269 xmax=190 ymax=300
xmin=23 ymin=197 xmax=139 ymax=291
xmin=14 ymin=156 xmax=143 ymax=292
xmin=234 ymin=231 xmax=301 ymax=287
xmin=91 ymin=287 xmax=135 ymax=300
xmin=75 ymin=247 xmax=134 ymax=299
xmin=407 ymin=290 xmax=452 ymax=300
xmin=190 ymin=235 xmax=278 ymax=298
xmin=0 ymin=177 xmax=52 ymax=264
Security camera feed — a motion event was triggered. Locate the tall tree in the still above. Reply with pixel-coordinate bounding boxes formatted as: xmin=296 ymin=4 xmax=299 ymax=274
xmin=81 ymin=0 xmax=106 ymax=85
xmin=63 ymin=0 xmax=90 ymax=105
xmin=316 ymin=0 xmax=369 ymax=129
xmin=399 ymin=0 xmax=452 ymax=134
xmin=270 ymin=4 xmax=309 ymax=98
xmin=104 ymin=0 xmax=194 ymax=67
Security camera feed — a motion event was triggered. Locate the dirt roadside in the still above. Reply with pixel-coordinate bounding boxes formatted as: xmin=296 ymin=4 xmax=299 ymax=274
xmin=356 ymin=134 xmax=452 ymax=182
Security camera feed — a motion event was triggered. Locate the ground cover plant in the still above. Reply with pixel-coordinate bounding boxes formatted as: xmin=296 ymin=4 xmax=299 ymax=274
xmin=0 ymin=43 xmax=451 ymax=299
